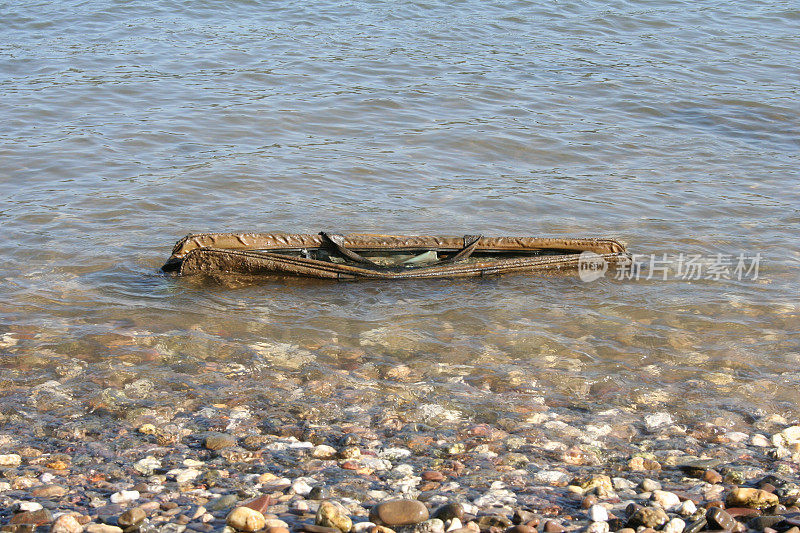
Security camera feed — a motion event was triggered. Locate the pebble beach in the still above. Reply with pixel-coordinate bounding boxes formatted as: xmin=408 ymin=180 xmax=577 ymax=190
xmin=2 ymin=363 xmax=800 ymax=533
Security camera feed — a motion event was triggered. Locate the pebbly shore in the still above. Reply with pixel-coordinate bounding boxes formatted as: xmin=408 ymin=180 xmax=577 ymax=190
xmin=1 ymin=404 xmax=799 ymax=533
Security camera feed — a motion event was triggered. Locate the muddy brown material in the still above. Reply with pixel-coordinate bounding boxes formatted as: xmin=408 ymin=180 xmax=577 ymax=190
xmin=163 ymin=232 xmax=629 ymax=280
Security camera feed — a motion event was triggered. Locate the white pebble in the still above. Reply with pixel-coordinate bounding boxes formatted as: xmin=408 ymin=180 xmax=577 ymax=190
xmin=446 ymin=518 xmax=463 ymax=531
xmin=533 ymin=470 xmax=570 ymax=485
xmin=612 ymin=477 xmax=636 ymax=491
xmin=726 ymin=431 xmax=749 ymax=443
xmin=652 ymin=490 xmax=681 ymax=510
xmin=312 ymin=445 xmax=337 ymax=459
xmin=133 ymin=456 xmax=161 ymax=476
xmin=291 ymin=477 xmax=314 ymax=496
xmin=352 ymin=523 xmax=376 ymax=533
xmin=40 ymin=473 xmax=56 ymax=484
xmin=644 ymin=412 xmax=673 ymax=432
xmin=586 ymin=521 xmax=609 ymax=533
xmin=664 ymin=518 xmax=686 ymax=533
xmin=393 ymin=464 xmax=415 ymax=476
xmin=751 ymin=434 xmax=770 ymax=447
xmin=18 ymin=501 xmax=44 ymax=512
xmin=588 ymin=504 xmax=609 ymax=522
xmin=169 ymin=468 xmax=201 ymax=484
xmin=0 ymin=454 xmax=22 ymax=467
xmin=678 ymin=499 xmax=697 ymax=516
xmin=110 ymin=490 xmax=139 ymax=504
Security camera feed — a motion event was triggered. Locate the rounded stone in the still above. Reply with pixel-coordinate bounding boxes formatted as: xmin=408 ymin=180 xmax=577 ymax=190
xmin=706 ymin=508 xmax=734 ymax=531
xmin=316 ymin=501 xmax=353 ymax=533
xmin=226 ymin=506 xmax=266 ymax=532
xmin=627 ymin=507 xmax=668 ymax=529
xmin=371 ymin=500 xmax=429 ymax=527
xmin=432 ymin=503 xmax=463 ymax=522
xmin=0 ymin=453 xmax=22 ymax=467
xmin=51 ymin=514 xmax=83 ymax=533
xmin=118 ymin=507 xmax=146 ymax=528
xmin=651 ymin=490 xmax=681 ymax=511
xmin=308 ymin=487 xmax=330 ymax=500
xmin=663 ymin=518 xmax=685 ymax=533
xmin=726 ymin=487 xmax=780 ymax=509
xmin=586 ymin=522 xmax=609 ymax=533
xmin=205 ymin=433 xmax=237 ymax=451
xmin=31 ymin=484 xmax=68 ymax=498
xmin=110 ymin=490 xmax=139 ymax=504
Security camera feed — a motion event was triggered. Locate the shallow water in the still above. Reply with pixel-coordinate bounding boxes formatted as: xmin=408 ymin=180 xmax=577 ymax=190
xmin=1 ymin=0 xmax=799 ymax=430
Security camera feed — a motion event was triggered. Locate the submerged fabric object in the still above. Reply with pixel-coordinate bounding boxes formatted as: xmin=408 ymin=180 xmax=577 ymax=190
xmin=162 ymin=232 xmax=629 ymax=280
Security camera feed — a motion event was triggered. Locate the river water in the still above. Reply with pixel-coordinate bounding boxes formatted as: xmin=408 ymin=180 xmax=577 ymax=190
xmin=1 ymin=0 xmax=799 ymax=432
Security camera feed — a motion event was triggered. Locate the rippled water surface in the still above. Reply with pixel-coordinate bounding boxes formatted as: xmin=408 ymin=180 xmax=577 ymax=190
xmin=1 ymin=0 xmax=799 ymax=428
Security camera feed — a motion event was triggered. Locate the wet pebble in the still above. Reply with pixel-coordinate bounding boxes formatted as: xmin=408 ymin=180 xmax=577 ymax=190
xmin=227 ymin=506 xmax=266 ymax=532
xmin=587 ymin=505 xmax=608 ymax=522
xmin=316 ymin=501 xmax=353 ymax=533
xmin=371 ymin=500 xmax=429 ymax=527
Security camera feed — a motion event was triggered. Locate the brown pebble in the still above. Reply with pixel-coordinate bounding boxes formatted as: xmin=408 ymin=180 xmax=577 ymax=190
xmin=704 ymin=470 xmax=723 ymax=484
xmin=512 ymin=510 xmax=536 ymax=525
xmin=10 ymin=509 xmax=53 ymax=525
xmin=581 ymin=496 xmax=597 ymax=510
xmin=245 ymin=495 xmax=275 ymax=515
xmin=422 ymin=470 xmax=444 ymax=482
xmin=118 ymin=507 xmax=146 ymax=528
xmin=706 ymin=507 xmax=735 ymax=530
xmin=267 ymin=528 xmax=290 ymax=533
xmin=341 ymin=461 xmax=358 ymax=470
xmin=433 ymin=503 xmax=464 ymax=522
xmin=370 ymin=500 xmax=429 ymax=526
xmin=625 ymin=503 xmax=643 ymax=517
xmin=523 ymin=519 xmax=540 ymax=529
xmin=705 ymin=501 xmax=725 ymax=509
xmin=31 ymin=484 xmax=68 ymax=498
xmin=161 ymin=502 xmax=178 ymax=511
xmin=204 ymin=433 xmax=237 ymax=451
xmin=543 ymin=520 xmax=564 ymax=533
xmin=760 ymin=483 xmax=777 ymax=493
xmin=784 ymin=528 xmax=800 ymax=533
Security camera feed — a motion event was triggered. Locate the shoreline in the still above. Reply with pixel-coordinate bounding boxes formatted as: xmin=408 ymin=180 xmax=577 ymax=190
xmin=1 ymin=407 xmax=798 ymax=533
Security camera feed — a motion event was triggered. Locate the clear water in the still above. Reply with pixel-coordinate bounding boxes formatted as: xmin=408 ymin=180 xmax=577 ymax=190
xmin=1 ymin=0 xmax=799 ymax=428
